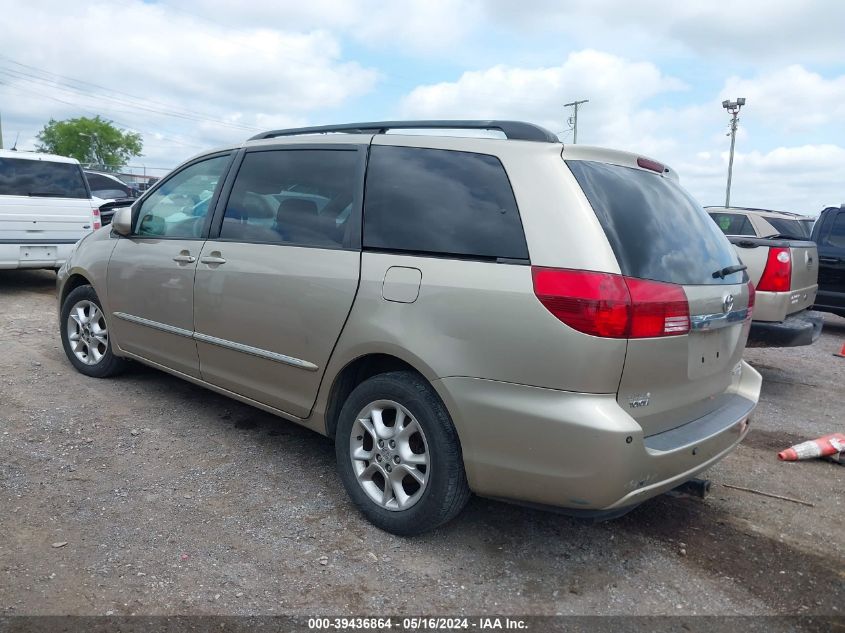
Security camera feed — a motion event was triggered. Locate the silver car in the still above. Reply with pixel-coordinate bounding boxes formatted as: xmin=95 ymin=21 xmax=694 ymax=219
xmin=57 ymin=120 xmax=762 ymax=535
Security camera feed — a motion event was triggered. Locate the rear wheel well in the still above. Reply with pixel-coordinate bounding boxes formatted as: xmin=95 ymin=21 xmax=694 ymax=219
xmin=61 ymin=274 xmax=92 ymax=306
xmin=325 ymin=354 xmax=423 ymax=438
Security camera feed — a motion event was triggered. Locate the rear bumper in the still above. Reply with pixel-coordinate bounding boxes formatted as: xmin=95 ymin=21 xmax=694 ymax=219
xmin=0 ymin=242 xmax=77 ymax=270
xmin=748 ymin=309 xmax=824 ymax=347
xmin=433 ymin=361 xmax=762 ymax=513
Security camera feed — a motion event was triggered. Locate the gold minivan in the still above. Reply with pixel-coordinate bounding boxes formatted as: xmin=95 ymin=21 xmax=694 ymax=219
xmin=57 ymin=121 xmax=762 ymax=534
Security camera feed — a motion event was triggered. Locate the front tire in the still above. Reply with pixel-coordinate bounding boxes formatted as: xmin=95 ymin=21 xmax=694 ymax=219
xmin=60 ymin=285 xmax=126 ymax=378
xmin=335 ymin=371 xmax=471 ymax=535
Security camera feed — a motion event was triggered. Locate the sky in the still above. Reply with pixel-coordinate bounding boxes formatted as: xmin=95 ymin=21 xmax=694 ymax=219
xmin=1 ymin=0 xmax=843 ymax=215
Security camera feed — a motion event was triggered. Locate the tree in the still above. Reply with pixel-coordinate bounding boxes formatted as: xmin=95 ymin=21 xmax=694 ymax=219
xmin=36 ymin=116 xmax=142 ymax=171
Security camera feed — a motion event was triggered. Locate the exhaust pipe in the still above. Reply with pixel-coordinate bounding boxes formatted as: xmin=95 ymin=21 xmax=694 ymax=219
xmin=672 ymin=478 xmax=712 ymax=499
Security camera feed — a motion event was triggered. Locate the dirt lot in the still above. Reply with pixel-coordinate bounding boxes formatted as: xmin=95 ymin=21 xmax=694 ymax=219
xmin=1 ymin=269 xmax=843 ymax=617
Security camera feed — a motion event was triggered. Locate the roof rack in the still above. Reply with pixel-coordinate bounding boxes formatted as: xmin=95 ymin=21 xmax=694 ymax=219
xmin=248 ymin=120 xmax=560 ymax=143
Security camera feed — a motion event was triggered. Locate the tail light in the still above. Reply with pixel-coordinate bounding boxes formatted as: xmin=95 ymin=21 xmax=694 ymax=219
xmin=756 ymin=247 xmax=791 ymax=292
xmin=92 ymin=207 xmax=101 ymax=230
xmin=746 ymin=281 xmax=756 ymax=319
xmin=532 ymin=267 xmax=690 ymax=338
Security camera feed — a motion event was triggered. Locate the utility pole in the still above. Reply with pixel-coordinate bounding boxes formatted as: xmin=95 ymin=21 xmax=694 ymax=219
xmin=722 ymin=97 xmax=746 ymax=207
xmin=564 ymin=99 xmax=589 ymax=144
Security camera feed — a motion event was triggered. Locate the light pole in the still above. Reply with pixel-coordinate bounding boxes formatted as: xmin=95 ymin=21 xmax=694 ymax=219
xmin=722 ymin=97 xmax=746 ymax=207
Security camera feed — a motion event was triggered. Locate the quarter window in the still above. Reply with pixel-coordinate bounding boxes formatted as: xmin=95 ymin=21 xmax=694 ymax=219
xmin=134 ymin=155 xmax=230 ymax=238
xmin=362 ymin=146 xmax=529 ymax=260
xmin=220 ymin=150 xmax=360 ymax=249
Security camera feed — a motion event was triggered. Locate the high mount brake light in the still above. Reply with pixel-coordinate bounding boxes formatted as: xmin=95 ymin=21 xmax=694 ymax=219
xmin=531 ymin=267 xmax=690 ymax=338
xmin=636 ymin=157 xmax=666 ymax=173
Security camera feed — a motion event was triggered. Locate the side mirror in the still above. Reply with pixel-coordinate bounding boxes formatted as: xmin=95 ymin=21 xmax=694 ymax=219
xmin=112 ymin=206 xmax=133 ymax=236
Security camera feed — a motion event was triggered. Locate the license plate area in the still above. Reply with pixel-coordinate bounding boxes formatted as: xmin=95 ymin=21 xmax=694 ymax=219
xmin=20 ymin=245 xmax=57 ymax=262
xmin=688 ymin=327 xmax=739 ymax=378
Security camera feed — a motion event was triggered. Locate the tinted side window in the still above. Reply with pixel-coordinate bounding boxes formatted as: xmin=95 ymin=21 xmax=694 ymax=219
xmin=135 ymin=155 xmax=230 ymax=238
xmin=86 ymin=173 xmax=131 ymax=198
xmin=823 ymin=212 xmax=845 ymax=248
xmin=766 ymin=217 xmax=810 ymax=240
xmin=709 ymin=212 xmax=755 ymax=236
xmin=363 ymin=146 xmax=529 ymax=260
xmin=0 ymin=158 xmax=88 ymax=198
xmin=220 ymin=149 xmax=359 ymax=249
xmin=568 ymin=160 xmax=743 ymax=285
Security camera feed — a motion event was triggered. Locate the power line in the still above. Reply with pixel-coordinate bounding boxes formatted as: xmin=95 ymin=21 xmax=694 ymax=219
xmin=0 ymin=56 xmax=261 ymax=133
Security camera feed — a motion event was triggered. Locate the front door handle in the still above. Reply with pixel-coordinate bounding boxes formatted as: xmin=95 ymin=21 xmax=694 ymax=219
xmin=173 ymin=251 xmax=196 ymax=264
xmin=200 ymin=251 xmax=227 ymax=265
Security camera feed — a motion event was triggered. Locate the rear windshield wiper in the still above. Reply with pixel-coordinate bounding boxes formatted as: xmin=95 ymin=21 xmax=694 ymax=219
xmin=712 ymin=264 xmax=747 ymax=279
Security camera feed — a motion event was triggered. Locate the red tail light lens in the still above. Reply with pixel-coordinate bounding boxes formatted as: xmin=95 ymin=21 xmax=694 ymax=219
xmin=531 ymin=267 xmax=690 ymax=338
xmin=746 ymin=281 xmax=756 ymax=318
xmin=92 ymin=207 xmax=101 ymax=230
xmin=756 ymin=247 xmax=791 ymax=292
xmin=532 ymin=268 xmax=630 ymax=337
xmin=625 ymin=277 xmax=690 ymax=337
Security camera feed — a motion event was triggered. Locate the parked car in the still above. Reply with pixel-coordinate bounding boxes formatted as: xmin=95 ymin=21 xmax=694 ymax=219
xmin=0 ymin=149 xmax=101 ymax=270
xmin=811 ymin=204 xmax=845 ymax=317
xmin=84 ymin=170 xmax=139 ymax=200
xmin=707 ymin=206 xmax=822 ymax=347
xmin=57 ymin=120 xmax=761 ymax=534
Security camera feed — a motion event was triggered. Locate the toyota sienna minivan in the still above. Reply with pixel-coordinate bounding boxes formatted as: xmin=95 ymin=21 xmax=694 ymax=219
xmin=57 ymin=120 xmax=762 ymax=534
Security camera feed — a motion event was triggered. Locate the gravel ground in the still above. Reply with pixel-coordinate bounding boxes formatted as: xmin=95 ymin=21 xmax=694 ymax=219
xmin=1 ymin=269 xmax=843 ymax=617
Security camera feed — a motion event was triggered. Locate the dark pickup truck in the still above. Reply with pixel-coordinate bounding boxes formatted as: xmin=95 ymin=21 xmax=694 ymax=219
xmin=812 ymin=204 xmax=845 ymax=317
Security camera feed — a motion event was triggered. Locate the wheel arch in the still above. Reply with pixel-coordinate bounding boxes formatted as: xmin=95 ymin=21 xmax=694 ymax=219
xmin=60 ymin=272 xmax=93 ymax=307
xmin=324 ymin=353 xmax=436 ymax=439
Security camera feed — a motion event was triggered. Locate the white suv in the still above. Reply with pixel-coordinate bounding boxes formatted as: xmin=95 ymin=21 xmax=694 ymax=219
xmin=0 ymin=149 xmax=101 ymax=270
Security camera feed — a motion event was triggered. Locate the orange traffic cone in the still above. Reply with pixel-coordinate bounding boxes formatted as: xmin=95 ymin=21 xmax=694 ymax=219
xmin=778 ymin=433 xmax=845 ymax=461
xmin=836 ymin=341 xmax=845 ymax=358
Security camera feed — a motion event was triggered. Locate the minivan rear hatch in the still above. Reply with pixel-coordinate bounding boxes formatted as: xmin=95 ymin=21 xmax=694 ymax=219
xmin=567 ymin=159 xmax=752 ymax=437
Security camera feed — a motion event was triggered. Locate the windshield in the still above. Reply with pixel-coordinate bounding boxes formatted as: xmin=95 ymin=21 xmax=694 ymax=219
xmin=567 ymin=160 xmax=744 ymax=285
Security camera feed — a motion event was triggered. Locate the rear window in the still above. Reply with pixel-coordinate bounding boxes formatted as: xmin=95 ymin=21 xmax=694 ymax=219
xmin=567 ymin=160 xmax=743 ymax=285
xmin=709 ymin=212 xmax=756 ymax=236
xmin=363 ymin=146 xmax=529 ymax=261
xmin=765 ymin=217 xmax=810 ymax=240
xmin=0 ymin=157 xmax=88 ymax=198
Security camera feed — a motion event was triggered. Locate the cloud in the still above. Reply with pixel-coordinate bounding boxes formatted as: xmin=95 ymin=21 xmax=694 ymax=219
xmin=0 ymin=0 xmax=379 ymax=167
xmin=400 ymin=50 xmax=686 ymax=137
xmin=483 ymin=0 xmax=845 ymax=63
xmin=721 ymin=66 xmax=845 ymax=132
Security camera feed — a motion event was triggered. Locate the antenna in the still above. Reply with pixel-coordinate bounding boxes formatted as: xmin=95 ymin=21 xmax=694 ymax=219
xmin=11 ymin=132 xmax=20 ymax=151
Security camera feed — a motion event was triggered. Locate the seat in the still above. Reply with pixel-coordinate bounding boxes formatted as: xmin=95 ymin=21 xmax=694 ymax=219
xmin=275 ymin=197 xmax=338 ymax=246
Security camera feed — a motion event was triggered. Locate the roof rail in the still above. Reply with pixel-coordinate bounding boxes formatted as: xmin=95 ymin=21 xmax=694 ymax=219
xmin=248 ymin=120 xmax=560 ymax=143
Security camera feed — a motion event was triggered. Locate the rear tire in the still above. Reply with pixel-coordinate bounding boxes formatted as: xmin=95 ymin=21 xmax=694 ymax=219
xmin=335 ymin=371 xmax=471 ymax=535
xmin=60 ymin=285 xmax=127 ymax=378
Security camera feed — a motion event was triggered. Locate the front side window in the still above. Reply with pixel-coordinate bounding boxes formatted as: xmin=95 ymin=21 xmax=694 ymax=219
xmin=219 ymin=149 xmax=360 ymax=248
xmin=823 ymin=212 xmax=845 ymax=248
xmin=363 ymin=146 xmax=529 ymax=260
xmin=0 ymin=158 xmax=88 ymax=198
xmin=135 ymin=155 xmax=230 ymax=238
